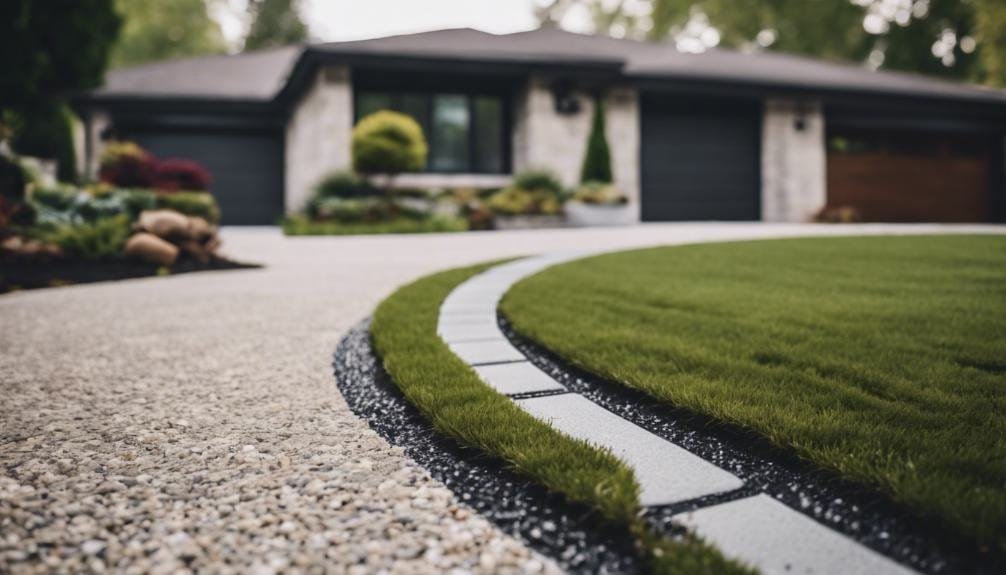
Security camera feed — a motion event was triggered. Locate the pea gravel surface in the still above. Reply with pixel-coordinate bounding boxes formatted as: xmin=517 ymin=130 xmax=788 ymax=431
xmin=1 ymin=223 xmax=999 ymax=573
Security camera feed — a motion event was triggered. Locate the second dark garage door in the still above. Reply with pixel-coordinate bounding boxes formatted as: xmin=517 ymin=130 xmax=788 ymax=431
xmin=640 ymin=95 xmax=761 ymax=221
xmin=124 ymin=128 xmax=284 ymax=226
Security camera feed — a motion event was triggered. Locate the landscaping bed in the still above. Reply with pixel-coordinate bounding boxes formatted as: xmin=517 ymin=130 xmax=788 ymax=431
xmin=369 ymin=261 xmax=753 ymax=574
xmin=500 ymin=235 xmax=1006 ymax=553
xmin=0 ymin=253 xmax=257 ymax=293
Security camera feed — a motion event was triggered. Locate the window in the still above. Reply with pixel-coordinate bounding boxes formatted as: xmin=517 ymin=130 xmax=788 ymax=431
xmin=354 ymin=90 xmax=507 ymax=173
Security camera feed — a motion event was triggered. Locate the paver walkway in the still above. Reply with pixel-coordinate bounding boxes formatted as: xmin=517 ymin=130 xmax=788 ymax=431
xmin=2 ymin=223 xmax=1000 ymax=573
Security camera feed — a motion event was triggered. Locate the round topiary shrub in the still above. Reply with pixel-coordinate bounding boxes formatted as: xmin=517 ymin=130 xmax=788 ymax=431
xmin=351 ymin=111 xmax=427 ymax=177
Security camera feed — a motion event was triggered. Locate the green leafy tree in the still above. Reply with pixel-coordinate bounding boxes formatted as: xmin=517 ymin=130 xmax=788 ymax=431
xmin=542 ymin=0 xmax=1006 ymax=86
xmin=111 ymin=0 xmax=226 ymax=68
xmin=244 ymin=0 xmax=309 ymax=51
xmin=580 ymin=98 xmax=613 ymax=184
xmin=0 ymin=0 xmax=121 ymax=181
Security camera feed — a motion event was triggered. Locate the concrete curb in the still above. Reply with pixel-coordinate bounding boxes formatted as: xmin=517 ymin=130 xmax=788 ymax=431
xmin=437 ymin=250 xmax=917 ymax=575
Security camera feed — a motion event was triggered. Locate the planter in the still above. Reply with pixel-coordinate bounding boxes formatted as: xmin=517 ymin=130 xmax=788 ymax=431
xmin=564 ymin=201 xmax=635 ymax=227
xmin=493 ymin=214 xmax=566 ymax=230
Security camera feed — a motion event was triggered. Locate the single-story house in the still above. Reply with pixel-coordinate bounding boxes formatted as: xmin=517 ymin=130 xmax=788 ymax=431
xmin=74 ymin=27 xmax=1006 ymax=225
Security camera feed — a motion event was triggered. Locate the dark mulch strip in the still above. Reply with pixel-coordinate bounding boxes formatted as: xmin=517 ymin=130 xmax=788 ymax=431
xmin=498 ymin=316 xmax=1004 ymax=575
xmin=0 ymin=255 xmax=261 ymax=293
xmin=334 ymin=319 xmax=646 ymax=574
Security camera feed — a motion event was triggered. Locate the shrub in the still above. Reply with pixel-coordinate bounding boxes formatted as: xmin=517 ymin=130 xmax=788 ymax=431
xmin=153 ymin=158 xmax=212 ymax=191
xmin=49 ymin=214 xmax=131 ymax=259
xmin=282 ymin=214 xmax=467 ymax=236
xmin=99 ymin=141 xmax=157 ymax=188
xmin=512 ymin=169 xmax=563 ymax=196
xmin=9 ymin=104 xmax=78 ymax=182
xmin=314 ymin=171 xmax=378 ymax=199
xmin=31 ymin=186 xmax=157 ymax=225
xmin=571 ymin=181 xmax=627 ymax=205
xmin=352 ymin=111 xmax=428 ymax=177
xmin=580 ymin=99 xmax=613 ymax=184
xmin=487 ymin=187 xmax=562 ymax=216
xmin=311 ymin=196 xmax=397 ymax=223
xmin=156 ymin=191 xmax=220 ymax=224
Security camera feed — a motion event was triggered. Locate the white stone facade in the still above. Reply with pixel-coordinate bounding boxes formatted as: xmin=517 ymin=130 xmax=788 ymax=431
xmin=761 ymin=99 xmax=827 ymax=222
xmin=285 ymin=65 xmax=354 ymax=213
xmin=513 ymin=77 xmax=640 ymax=213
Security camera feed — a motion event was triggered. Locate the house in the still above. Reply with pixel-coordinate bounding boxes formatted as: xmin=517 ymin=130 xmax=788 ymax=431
xmin=74 ymin=27 xmax=1006 ymax=225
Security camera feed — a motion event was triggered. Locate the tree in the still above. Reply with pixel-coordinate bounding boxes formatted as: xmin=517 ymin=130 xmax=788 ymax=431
xmin=110 ymin=0 xmax=226 ymax=68
xmin=352 ymin=111 xmax=428 ymax=191
xmin=244 ymin=0 xmax=309 ymax=51
xmin=0 ymin=0 xmax=121 ymax=181
xmin=542 ymin=0 xmax=1006 ymax=86
xmin=0 ymin=0 xmax=121 ymax=111
xmin=580 ymin=98 xmax=613 ymax=184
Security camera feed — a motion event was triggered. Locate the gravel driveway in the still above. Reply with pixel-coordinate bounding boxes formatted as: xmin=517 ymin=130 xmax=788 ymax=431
xmin=2 ymin=223 xmax=999 ymax=574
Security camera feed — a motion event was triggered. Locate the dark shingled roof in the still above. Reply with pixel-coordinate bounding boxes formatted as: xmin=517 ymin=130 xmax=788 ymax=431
xmin=91 ymin=27 xmax=1006 ymax=106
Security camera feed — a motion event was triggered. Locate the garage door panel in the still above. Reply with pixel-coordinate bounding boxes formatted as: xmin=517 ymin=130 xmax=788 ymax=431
xmin=641 ymin=95 xmax=761 ymax=221
xmin=126 ymin=129 xmax=283 ymax=225
xmin=826 ymin=128 xmax=991 ymax=223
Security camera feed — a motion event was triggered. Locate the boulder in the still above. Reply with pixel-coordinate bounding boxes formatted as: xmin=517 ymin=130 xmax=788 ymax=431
xmin=124 ymin=232 xmax=178 ymax=266
xmin=186 ymin=216 xmax=216 ymax=243
xmin=138 ymin=210 xmax=190 ymax=240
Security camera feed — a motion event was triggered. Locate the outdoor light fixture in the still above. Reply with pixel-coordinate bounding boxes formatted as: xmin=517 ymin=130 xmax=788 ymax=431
xmin=552 ymin=81 xmax=581 ymax=115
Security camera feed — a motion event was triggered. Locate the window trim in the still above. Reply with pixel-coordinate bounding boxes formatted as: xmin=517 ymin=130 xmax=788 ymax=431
xmin=352 ymin=88 xmax=511 ymax=175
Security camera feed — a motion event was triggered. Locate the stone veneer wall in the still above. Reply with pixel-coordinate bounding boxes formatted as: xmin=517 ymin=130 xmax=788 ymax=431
xmin=285 ymin=65 xmax=353 ymax=213
xmin=513 ymin=77 xmax=640 ymax=215
xmin=761 ymin=99 xmax=827 ymax=222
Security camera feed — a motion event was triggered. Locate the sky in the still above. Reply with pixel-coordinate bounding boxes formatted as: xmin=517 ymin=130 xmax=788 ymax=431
xmin=215 ymin=0 xmax=593 ymax=47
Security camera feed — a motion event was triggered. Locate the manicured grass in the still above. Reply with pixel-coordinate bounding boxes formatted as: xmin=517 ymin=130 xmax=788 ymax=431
xmin=282 ymin=214 xmax=468 ymax=236
xmin=501 ymin=235 xmax=1006 ymax=550
xmin=371 ymin=262 xmax=754 ymax=574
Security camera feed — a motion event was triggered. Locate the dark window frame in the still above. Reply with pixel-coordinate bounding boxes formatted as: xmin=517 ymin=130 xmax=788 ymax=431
xmin=353 ymin=87 xmax=511 ymax=175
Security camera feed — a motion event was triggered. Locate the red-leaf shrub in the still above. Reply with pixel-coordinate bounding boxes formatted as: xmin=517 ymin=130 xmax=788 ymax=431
xmin=99 ymin=153 xmax=158 ymax=188
xmin=153 ymin=159 xmax=212 ymax=192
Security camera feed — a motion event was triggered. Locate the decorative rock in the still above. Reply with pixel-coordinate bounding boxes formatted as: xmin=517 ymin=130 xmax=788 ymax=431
xmin=124 ymin=233 xmax=178 ymax=267
xmin=137 ymin=210 xmax=190 ymax=241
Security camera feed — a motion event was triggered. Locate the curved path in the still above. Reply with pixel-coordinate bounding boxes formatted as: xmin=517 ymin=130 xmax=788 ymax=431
xmin=437 ymin=227 xmax=1005 ymax=575
xmin=2 ymin=223 xmax=998 ymax=573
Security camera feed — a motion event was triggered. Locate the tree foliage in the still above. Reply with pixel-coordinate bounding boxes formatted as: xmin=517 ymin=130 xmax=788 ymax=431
xmin=244 ymin=0 xmax=309 ymax=51
xmin=0 ymin=0 xmax=121 ymax=110
xmin=351 ymin=111 xmax=428 ymax=178
xmin=538 ymin=0 xmax=1006 ymax=86
xmin=110 ymin=0 xmax=226 ymax=68
xmin=580 ymin=98 xmax=613 ymax=184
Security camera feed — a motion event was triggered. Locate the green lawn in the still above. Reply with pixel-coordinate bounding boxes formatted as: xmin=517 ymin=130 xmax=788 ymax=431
xmin=501 ymin=235 xmax=1006 ymax=550
xmin=371 ymin=262 xmax=754 ymax=574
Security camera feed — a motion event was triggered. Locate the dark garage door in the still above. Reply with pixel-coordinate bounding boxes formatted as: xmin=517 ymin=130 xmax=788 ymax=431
xmin=641 ymin=95 xmax=761 ymax=221
xmin=126 ymin=129 xmax=283 ymax=225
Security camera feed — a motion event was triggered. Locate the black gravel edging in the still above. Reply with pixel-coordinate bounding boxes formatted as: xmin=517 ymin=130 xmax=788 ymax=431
xmin=334 ymin=319 xmax=646 ymax=574
xmin=498 ymin=316 xmax=1003 ymax=575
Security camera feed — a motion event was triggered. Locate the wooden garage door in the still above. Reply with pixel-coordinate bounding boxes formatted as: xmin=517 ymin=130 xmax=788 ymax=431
xmin=826 ymin=128 xmax=992 ymax=222
xmin=125 ymin=128 xmax=284 ymax=226
xmin=641 ymin=95 xmax=761 ymax=221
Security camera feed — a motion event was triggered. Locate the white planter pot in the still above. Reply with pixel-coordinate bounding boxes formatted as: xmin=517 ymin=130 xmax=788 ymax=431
xmin=565 ymin=202 xmax=635 ymax=227
xmin=493 ymin=215 xmax=566 ymax=230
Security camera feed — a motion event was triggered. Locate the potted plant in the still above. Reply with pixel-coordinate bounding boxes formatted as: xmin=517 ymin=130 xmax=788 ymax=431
xmin=564 ymin=96 xmax=634 ymax=227
xmin=488 ymin=169 xmax=565 ymax=230
xmin=565 ymin=181 xmax=634 ymax=227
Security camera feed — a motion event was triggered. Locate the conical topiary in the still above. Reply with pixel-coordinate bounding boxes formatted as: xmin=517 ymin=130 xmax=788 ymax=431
xmin=580 ymin=97 xmax=613 ymax=184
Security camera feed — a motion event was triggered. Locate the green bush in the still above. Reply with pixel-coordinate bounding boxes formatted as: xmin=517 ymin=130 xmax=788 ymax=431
xmin=572 ymin=181 xmax=627 ymax=205
xmin=10 ymin=104 xmax=78 ymax=182
xmin=311 ymin=196 xmax=396 ymax=223
xmin=306 ymin=171 xmax=379 ymax=219
xmin=30 ymin=186 xmax=157 ymax=225
xmin=487 ymin=187 xmax=562 ymax=216
xmin=50 ymin=214 xmax=131 ymax=259
xmin=282 ymin=214 xmax=467 ymax=236
xmin=512 ymin=169 xmax=563 ymax=196
xmin=580 ymin=99 xmax=613 ymax=184
xmin=352 ymin=110 xmax=428 ymax=177
xmin=156 ymin=191 xmax=220 ymax=224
